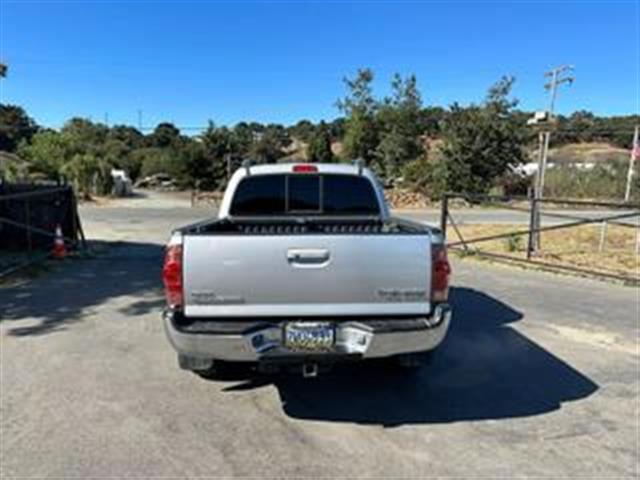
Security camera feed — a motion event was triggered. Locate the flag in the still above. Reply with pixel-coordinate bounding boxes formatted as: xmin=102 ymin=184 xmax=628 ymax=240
xmin=632 ymin=135 xmax=640 ymax=162
xmin=625 ymin=126 xmax=639 ymax=201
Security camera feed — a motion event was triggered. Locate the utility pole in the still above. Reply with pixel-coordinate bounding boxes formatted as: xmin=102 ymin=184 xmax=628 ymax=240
xmin=535 ymin=65 xmax=575 ymax=197
xmin=137 ymin=109 xmax=143 ymax=131
xmin=625 ymin=125 xmax=639 ymax=202
xmin=530 ymin=65 xmax=574 ymax=251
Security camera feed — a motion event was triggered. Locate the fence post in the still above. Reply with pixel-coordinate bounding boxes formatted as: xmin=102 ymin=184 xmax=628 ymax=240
xmin=191 ymin=179 xmax=201 ymax=208
xmin=25 ymin=197 xmax=32 ymax=255
xmin=598 ymin=221 xmax=608 ymax=253
xmin=70 ymin=188 xmax=78 ymax=247
xmin=527 ymin=191 xmax=537 ymax=259
xmin=440 ymin=194 xmax=449 ymax=239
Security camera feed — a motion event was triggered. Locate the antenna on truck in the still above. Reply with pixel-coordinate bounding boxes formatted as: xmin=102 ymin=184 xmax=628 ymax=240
xmin=242 ymin=159 xmax=252 ymax=175
xmin=353 ymin=158 xmax=364 ymax=175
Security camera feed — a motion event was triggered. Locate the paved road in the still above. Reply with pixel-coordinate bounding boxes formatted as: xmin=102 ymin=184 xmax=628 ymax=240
xmin=1 ymin=193 xmax=638 ymax=477
xmin=81 ymin=190 xmax=638 ymax=227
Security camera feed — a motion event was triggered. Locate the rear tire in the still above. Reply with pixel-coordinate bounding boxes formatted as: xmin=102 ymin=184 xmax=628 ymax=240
xmin=193 ymin=360 xmax=253 ymax=381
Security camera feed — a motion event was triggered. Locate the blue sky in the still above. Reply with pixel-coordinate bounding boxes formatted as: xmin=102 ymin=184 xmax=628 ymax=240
xmin=1 ymin=0 xmax=638 ymax=130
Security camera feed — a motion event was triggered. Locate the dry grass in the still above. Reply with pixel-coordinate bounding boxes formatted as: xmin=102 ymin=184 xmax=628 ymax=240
xmin=546 ymin=142 xmax=629 ymax=164
xmin=450 ymin=223 xmax=639 ymax=279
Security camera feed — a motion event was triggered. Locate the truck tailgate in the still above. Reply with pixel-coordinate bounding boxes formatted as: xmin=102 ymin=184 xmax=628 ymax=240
xmin=183 ymin=234 xmax=431 ymax=317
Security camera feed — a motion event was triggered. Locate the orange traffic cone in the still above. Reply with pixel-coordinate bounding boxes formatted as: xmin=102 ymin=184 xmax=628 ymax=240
xmin=52 ymin=224 xmax=67 ymax=259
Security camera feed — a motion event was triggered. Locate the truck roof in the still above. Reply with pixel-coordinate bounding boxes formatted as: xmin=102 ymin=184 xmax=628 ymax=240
xmin=236 ymin=162 xmax=366 ymax=176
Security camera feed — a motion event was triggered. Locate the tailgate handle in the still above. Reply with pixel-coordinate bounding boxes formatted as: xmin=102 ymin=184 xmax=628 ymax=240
xmin=287 ymin=249 xmax=331 ymax=266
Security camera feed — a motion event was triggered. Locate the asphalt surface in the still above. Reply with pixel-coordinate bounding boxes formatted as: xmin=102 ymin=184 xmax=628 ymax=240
xmin=1 ymin=191 xmax=638 ymax=477
xmin=80 ymin=190 xmax=638 ymax=227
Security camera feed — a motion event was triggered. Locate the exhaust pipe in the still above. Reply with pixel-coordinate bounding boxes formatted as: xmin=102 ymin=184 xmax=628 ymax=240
xmin=302 ymin=363 xmax=318 ymax=378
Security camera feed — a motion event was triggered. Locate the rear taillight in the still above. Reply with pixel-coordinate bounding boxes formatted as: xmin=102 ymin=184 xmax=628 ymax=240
xmin=431 ymin=244 xmax=451 ymax=303
xmin=162 ymin=244 xmax=183 ymax=308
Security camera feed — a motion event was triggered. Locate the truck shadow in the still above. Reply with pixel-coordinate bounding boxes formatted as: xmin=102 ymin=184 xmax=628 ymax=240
xmin=0 ymin=241 xmax=164 ymax=336
xmin=240 ymin=287 xmax=598 ymax=425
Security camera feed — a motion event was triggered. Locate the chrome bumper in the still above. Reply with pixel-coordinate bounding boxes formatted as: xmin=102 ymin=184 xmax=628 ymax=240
xmin=163 ymin=305 xmax=451 ymax=363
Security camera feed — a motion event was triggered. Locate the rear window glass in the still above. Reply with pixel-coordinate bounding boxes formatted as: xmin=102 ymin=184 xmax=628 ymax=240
xmin=323 ymin=175 xmax=379 ymax=214
xmin=289 ymin=175 xmax=321 ymax=211
xmin=230 ymin=175 xmax=285 ymax=215
xmin=229 ymin=173 xmax=379 ymax=216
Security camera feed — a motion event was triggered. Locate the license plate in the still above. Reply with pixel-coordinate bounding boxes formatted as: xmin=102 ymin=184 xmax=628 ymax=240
xmin=284 ymin=322 xmax=335 ymax=352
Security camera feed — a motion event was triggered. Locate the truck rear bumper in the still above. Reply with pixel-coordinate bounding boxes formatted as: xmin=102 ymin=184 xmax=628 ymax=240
xmin=163 ymin=305 xmax=451 ymax=363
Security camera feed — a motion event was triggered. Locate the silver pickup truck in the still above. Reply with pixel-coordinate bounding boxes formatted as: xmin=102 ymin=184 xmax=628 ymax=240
xmin=162 ymin=162 xmax=451 ymax=378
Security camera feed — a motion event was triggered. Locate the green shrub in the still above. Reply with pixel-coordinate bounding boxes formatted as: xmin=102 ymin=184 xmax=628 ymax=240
xmin=505 ymin=234 xmax=523 ymax=252
xmin=137 ymin=148 xmax=182 ymax=179
xmin=401 ymin=156 xmax=450 ymax=200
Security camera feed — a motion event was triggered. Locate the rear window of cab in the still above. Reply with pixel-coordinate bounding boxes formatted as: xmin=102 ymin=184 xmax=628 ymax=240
xmin=230 ymin=173 xmax=380 ymax=216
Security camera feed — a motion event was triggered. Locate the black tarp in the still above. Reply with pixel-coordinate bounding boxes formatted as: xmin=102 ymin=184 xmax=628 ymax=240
xmin=0 ymin=183 xmax=80 ymax=250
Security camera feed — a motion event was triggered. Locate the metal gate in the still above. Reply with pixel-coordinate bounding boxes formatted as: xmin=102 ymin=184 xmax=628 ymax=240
xmin=440 ymin=192 xmax=639 ymax=283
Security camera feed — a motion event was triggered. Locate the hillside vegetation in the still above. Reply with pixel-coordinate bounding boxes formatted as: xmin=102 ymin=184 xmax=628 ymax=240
xmin=548 ymin=142 xmax=629 ymax=164
xmin=0 ymin=69 xmax=637 ymax=202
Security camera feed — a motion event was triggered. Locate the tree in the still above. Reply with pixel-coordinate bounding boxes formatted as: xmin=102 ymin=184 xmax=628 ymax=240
xmin=136 ymin=147 xmax=180 ymax=178
xmin=105 ymin=125 xmax=145 ymax=180
xmin=104 ymin=138 xmax=138 ymax=179
xmin=61 ymin=153 xmax=101 ymax=199
xmin=434 ymin=76 xmax=526 ymax=196
xmin=327 ymin=117 xmax=346 ymax=141
xmin=19 ymin=123 xmax=116 ymax=196
xmin=337 ymin=68 xmax=379 ymax=165
xmin=375 ymin=73 xmax=424 ymax=179
xmin=175 ymin=140 xmax=208 ymax=188
xmin=231 ymin=122 xmax=256 ymax=159
xmin=420 ymin=107 xmax=447 ymax=137
xmin=249 ymin=124 xmax=290 ymax=163
xmin=263 ymin=124 xmax=291 ymax=150
xmin=18 ymin=130 xmax=74 ymax=179
xmin=288 ymin=120 xmax=316 ymax=143
xmin=198 ymin=122 xmax=235 ymax=189
xmin=108 ymin=125 xmax=144 ymax=149
xmin=250 ymin=131 xmax=283 ymax=164
xmin=0 ymin=104 xmax=38 ymax=152
xmin=60 ymin=118 xmax=114 ymax=194
xmin=307 ymin=121 xmax=334 ymax=163
xmin=61 ymin=118 xmax=109 ymax=151
xmin=149 ymin=122 xmax=181 ymax=148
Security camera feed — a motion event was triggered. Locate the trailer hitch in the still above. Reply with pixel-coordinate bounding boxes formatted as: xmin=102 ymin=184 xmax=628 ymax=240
xmin=302 ymin=363 xmax=318 ymax=378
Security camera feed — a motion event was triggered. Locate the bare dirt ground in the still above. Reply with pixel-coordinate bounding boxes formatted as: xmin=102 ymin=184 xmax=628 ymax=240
xmin=1 ymin=191 xmax=638 ymax=478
